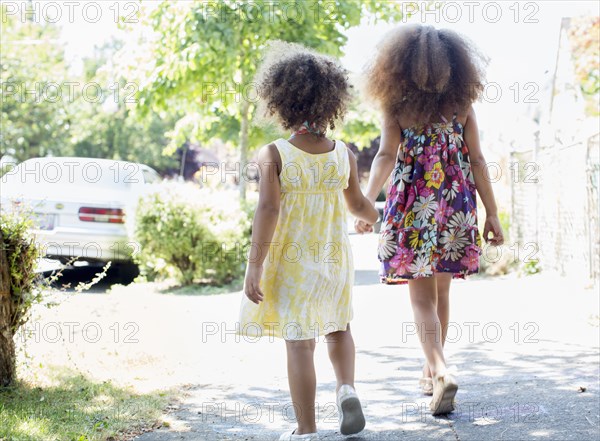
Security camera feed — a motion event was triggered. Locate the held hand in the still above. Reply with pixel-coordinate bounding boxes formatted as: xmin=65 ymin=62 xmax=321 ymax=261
xmin=354 ymin=218 xmax=374 ymax=234
xmin=483 ymin=215 xmax=504 ymax=246
xmin=243 ymin=263 xmax=264 ymax=304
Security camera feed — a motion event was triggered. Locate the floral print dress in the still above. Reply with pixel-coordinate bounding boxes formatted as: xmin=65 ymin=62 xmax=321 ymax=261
xmin=378 ymin=113 xmax=482 ymax=283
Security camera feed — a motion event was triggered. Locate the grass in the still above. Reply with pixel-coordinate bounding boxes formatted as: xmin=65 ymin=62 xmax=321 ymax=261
xmin=1 ymin=271 xmax=244 ymax=440
xmin=0 ymin=366 xmax=172 ymax=441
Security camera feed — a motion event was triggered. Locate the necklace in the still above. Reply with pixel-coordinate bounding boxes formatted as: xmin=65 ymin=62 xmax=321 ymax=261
xmin=291 ymin=121 xmax=326 ymax=137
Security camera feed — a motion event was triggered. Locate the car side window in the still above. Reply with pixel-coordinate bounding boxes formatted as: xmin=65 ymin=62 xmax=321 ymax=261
xmin=142 ymin=168 xmax=161 ymax=184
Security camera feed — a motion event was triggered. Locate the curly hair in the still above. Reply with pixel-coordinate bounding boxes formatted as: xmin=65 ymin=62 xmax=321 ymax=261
xmin=255 ymin=41 xmax=352 ymax=134
xmin=364 ymin=24 xmax=489 ymax=123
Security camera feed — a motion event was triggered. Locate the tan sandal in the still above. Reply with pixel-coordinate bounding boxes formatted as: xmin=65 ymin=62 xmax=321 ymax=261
xmin=419 ymin=377 xmax=434 ymax=396
xmin=430 ymin=372 xmax=458 ymax=416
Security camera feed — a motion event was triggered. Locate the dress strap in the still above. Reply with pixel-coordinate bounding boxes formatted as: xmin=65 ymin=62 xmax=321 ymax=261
xmin=273 ymin=138 xmax=291 ymax=166
xmin=335 ymin=140 xmax=351 ymax=189
xmin=438 ymin=112 xmax=458 ymax=123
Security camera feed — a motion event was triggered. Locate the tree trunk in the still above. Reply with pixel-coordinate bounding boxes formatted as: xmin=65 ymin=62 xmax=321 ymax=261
xmin=239 ymin=100 xmax=250 ymax=201
xmin=0 ymin=231 xmax=16 ymax=386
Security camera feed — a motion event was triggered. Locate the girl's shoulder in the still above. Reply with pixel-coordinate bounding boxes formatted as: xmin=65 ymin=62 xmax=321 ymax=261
xmin=262 ymin=141 xmax=282 ymax=157
xmin=257 ymin=141 xmax=283 ymax=172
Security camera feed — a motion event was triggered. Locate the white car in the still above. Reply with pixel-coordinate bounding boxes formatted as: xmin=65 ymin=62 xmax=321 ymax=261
xmin=0 ymin=157 xmax=161 ymax=270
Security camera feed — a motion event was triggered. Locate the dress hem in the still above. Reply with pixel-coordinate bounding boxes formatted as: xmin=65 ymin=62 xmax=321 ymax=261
xmin=236 ymin=320 xmax=351 ymax=341
xmin=380 ymin=269 xmax=478 ymax=285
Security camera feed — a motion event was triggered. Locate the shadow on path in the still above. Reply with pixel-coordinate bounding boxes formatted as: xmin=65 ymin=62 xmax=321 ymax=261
xmin=134 ymin=339 xmax=599 ymax=441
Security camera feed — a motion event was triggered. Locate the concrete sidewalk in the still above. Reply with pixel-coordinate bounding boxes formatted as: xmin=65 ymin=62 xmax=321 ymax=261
xmin=134 ymin=235 xmax=600 ymax=441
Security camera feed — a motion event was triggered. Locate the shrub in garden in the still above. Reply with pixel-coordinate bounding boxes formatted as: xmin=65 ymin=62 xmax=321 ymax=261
xmin=0 ymin=213 xmax=39 ymax=386
xmin=134 ymin=183 xmax=252 ymax=286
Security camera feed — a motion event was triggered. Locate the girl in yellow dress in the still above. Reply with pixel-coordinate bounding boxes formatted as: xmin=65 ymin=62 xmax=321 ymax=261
xmin=239 ymin=42 xmax=379 ymax=441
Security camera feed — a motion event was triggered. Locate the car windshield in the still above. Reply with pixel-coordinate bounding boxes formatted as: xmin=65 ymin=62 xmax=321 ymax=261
xmin=1 ymin=160 xmax=143 ymax=190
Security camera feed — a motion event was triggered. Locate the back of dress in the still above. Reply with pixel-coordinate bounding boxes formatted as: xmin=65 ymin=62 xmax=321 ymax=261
xmin=239 ymin=138 xmax=355 ymax=340
xmin=379 ymin=113 xmax=482 ymax=283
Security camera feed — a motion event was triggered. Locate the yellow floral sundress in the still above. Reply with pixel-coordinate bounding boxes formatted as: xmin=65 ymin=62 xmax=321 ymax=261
xmin=239 ymin=138 xmax=353 ymax=341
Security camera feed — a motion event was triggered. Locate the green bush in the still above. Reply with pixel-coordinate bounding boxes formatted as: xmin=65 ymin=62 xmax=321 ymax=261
xmin=522 ymin=258 xmax=542 ymax=275
xmin=0 ymin=213 xmax=40 ymax=386
xmin=0 ymin=213 xmax=40 ymax=329
xmin=134 ymin=183 xmax=252 ymax=286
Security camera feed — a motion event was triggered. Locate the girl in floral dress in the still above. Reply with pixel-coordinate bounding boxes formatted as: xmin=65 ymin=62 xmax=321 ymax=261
xmin=356 ymin=24 xmax=504 ymax=415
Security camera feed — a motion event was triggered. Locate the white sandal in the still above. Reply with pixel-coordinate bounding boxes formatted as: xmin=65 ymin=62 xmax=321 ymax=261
xmin=337 ymin=384 xmax=366 ymax=435
xmin=429 ymin=372 xmax=458 ymax=416
xmin=278 ymin=429 xmax=319 ymax=440
xmin=419 ymin=377 xmax=434 ymax=396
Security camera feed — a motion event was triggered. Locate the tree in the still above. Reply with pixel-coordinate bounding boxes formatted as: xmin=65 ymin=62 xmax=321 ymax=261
xmin=1 ymin=11 xmax=181 ymax=174
xmin=68 ymin=38 xmax=182 ymax=174
xmin=0 ymin=4 xmax=70 ymax=161
xmin=567 ymin=16 xmax=600 ymax=116
xmin=122 ymin=1 xmax=405 ymax=199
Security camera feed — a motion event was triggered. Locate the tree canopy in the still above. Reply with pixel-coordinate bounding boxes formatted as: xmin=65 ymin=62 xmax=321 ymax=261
xmin=121 ymin=1 xmax=405 ymax=197
xmin=1 ymin=4 xmax=180 ymax=174
xmin=1 ymin=4 xmax=70 ymax=161
xmin=2 ymin=1 xmax=409 ymax=186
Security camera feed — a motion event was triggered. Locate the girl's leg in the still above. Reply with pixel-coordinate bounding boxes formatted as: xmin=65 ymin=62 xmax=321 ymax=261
xmin=325 ymin=324 xmax=355 ymax=391
xmin=409 ymin=277 xmax=447 ymax=377
xmin=436 ymin=273 xmax=452 ymax=343
xmin=423 ymin=274 xmax=452 ymax=378
xmin=326 ymin=324 xmax=365 ymax=435
xmin=285 ymin=339 xmax=317 ymax=435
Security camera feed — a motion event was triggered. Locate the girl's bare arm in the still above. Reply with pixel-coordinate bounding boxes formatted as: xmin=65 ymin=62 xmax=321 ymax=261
xmin=354 ymin=113 xmax=400 ymax=233
xmin=364 ymin=113 xmax=401 ymax=203
xmin=344 ymin=148 xmax=380 ymax=224
xmin=244 ymin=143 xmax=281 ymax=303
xmin=463 ymin=106 xmax=504 ymax=246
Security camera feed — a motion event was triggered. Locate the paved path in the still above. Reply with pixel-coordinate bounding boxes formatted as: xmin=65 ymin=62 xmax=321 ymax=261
xmin=126 ymin=234 xmax=599 ymax=441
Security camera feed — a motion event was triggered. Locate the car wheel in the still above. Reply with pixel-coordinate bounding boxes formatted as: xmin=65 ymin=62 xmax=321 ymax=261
xmin=113 ymin=262 xmax=139 ymax=285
